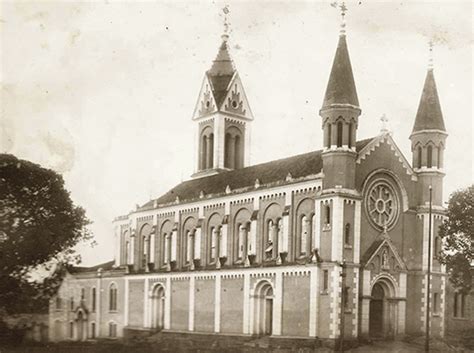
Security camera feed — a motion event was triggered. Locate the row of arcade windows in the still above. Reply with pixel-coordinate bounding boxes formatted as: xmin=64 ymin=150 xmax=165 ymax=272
xmin=67 ymin=321 xmax=115 ymax=340
xmin=224 ymin=132 xmax=243 ymax=169
xmin=199 ymin=127 xmax=244 ymax=171
xmin=415 ymin=145 xmax=443 ymax=169
xmin=325 ymin=121 xmax=354 ymax=148
xmin=63 ymin=285 xmax=116 ymax=313
xmin=123 ymin=203 xmax=341 ymax=269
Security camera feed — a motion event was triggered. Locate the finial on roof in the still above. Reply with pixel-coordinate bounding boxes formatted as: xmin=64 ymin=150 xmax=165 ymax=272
xmin=339 ymin=2 xmax=347 ymax=36
xmin=254 ymin=178 xmax=261 ymax=189
xmin=380 ymin=114 xmax=389 ymax=133
xmin=331 ymin=2 xmax=348 ymax=36
xmin=221 ymin=5 xmax=230 ymax=42
xmin=428 ymin=40 xmax=434 ymax=71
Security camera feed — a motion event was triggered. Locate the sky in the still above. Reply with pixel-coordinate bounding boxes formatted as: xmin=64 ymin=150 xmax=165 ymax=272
xmin=1 ymin=1 xmax=472 ymax=266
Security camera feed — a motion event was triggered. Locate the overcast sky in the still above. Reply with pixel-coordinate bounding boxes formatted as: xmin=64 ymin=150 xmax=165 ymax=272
xmin=1 ymin=1 xmax=472 ymax=266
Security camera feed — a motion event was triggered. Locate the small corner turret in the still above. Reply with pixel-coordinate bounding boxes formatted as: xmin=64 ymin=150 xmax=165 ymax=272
xmin=319 ymin=3 xmax=361 ymax=190
xmin=410 ymin=42 xmax=447 ymax=206
xmin=191 ymin=6 xmax=253 ymax=178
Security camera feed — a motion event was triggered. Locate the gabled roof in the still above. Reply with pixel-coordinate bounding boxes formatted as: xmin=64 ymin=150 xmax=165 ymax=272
xmin=140 ymin=137 xmax=374 ymax=209
xmin=357 ymin=132 xmax=416 ymax=180
xmin=207 ymin=39 xmax=236 ymax=107
xmin=361 ymin=233 xmax=407 ymax=270
xmin=69 ymin=260 xmax=115 ymax=274
xmin=412 ymin=69 xmax=446 ymax=133
xmin=322 ymin=34 xmax=359 ymax=109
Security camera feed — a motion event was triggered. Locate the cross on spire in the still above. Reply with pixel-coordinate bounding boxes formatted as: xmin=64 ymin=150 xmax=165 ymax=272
xmin=428 ymin=40 xmax=434 ymax=70
xmin=222 ymin=5 xmax=230 ymax=41
xmin=380 ymin=113 xmax=389 ymax=133
xmin=338 ymin=2 xmax=348 ymax=36
xmin=330 ymin=2 xmax=348 ymax=35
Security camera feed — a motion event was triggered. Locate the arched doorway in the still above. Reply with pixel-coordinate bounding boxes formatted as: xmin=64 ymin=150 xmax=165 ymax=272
xmin=254 ymin=281 xmax=274 ymax=336
xmin=76 ymin=311 xmax=87 ymax=341
xmin=54 ymin=320 xmax=62 ymax=341
xmin=151 ymin=284 xmax=165 ymax=330
xmin=369 ymin=279 xmax=397 ymax=339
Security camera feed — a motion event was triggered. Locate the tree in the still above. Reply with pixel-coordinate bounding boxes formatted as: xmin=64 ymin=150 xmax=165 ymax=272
xmin=0 ymin=154 xmax=91 ymax=313
xmin=439 ymin=185 xmax=474 ymax=293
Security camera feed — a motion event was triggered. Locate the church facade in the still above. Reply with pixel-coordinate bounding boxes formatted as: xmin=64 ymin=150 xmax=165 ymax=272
xmin=49 ymin=19 xmax=449 ymax=343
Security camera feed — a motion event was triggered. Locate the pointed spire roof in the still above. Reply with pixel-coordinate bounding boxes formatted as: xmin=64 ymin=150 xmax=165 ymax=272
xmin=322 ymin=34 xmax=359 ymax=109
xmin=206 ymin=36 xmax=236 ymax=107
xmin=412 ymin=68 xmax=446 ymax=133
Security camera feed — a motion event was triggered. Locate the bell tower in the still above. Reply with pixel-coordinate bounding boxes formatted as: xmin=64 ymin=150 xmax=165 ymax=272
xmin=191 ymin=7 xmax=254 ymax=178
xmin=410 ymin=43 xmax=447 ymax=206
xmin=319 ymin=4 xmax=361 ymax=190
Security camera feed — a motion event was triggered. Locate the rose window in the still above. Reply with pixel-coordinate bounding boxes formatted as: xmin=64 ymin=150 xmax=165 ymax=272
xmin=365 ymin=180 xmax=399 ymax=229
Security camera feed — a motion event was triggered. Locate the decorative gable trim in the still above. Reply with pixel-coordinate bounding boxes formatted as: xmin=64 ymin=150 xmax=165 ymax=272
xmin=192 ymin=75 xmax=218 ymax=120
xmin=357 ymin=133 xmax=417 ymax=181
xmin=218 ymin=72 xmax=254 ymax=120
xmin=364 ymin=234 xmax=407 ymax=271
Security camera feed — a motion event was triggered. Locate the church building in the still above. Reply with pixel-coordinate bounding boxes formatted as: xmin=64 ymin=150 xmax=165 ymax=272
xmin=49 ymin=10 xmax=449 ymax=344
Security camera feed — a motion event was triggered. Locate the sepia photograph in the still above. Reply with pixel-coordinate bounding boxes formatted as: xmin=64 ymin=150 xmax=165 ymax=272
xmin=0 ymin=1 xmax=472 ymax=352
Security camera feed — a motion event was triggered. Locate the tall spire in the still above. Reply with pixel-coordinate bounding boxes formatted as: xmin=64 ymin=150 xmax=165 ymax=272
xmin=411 ymin=42 xmax=446 ymax=133
xmin=207 ymin=5 xmax=236 ymax=106
xmin=322 ymin=2 xmax=359 ymax=109
xmin=192 ymin=6 xmax=253 ymax=177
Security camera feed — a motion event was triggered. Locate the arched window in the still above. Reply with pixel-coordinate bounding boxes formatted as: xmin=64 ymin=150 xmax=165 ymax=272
xmin=327 ymin=123 xmax=332 ymax=148
xmin=337 ymin=121 xmax=343 ymax=147
xmin=224 ymin=133 xmax=231 ymax=168
xmin=437 ymin=147 xmax=442 ymax=168
xmin=91 ymin=287 xmax=96 ymax=312
xmin=348 ymin=122 xmax=353 ymax=148
xmin=69 ymin=321 xmax=74 ymax=339
xmin=210 ymin=227 xmax=218 ymax=263
xmin=417 ymin=146 xmax=422 ymax=168
xmin=201 ymin=134 xmax=208 ymax=170
xmin=108 ymin=322 xmax=117 ymax=338
xmin=427 ymin=145 xmax=433 ymax=168
xmin=209 ymin=133 xmax=214 ymax=168
xmin=434 ymin=236 xmax=441 ymax=256
xmin=125 ymin=240 xmax=130 ymax=264
xmin=143 ymin=235 xmax=150 ymax=268
xmin=265 ymin=220 xmax=274 ymax=260
xmin=186 ymin=230 xmax=194 ymax=264
xmin=55 ymin=296 xmax=62 ymax=310
xmin=109 ymin=283 xmax=117 ymax=312
xmin=237 ymin=223 xmax=246 ymax=260
xmin=170 ymin=230 xmax=177 ymax=262
xmin=235 ymin=135 xmax=242 ymax=168
xmin=162 ymin=233 xmax=168 ymax=265
xmin=325 ymin=205 xmax=331 ymax=226
xmin=90 ymin=322 xmax=96 ymax=339
xmin=300 ymin=215 xmax=309 ymax=256
xmin=277 ymin=218 xmax=283 ymax=254
xmin=345 ymin=223 xmax=351 ymax=245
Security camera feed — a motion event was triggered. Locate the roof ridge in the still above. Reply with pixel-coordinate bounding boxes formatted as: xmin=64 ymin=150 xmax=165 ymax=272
xmin=412 ymin=69 xmax=445 ymax=133
xmin=137 ymin=137 xmax=376 ymax=210
xmin=322 ymin=34 xmax=359 ymax=109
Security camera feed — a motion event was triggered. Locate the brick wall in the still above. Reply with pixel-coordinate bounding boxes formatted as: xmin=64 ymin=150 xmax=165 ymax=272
xmin=170 ymin=279 xmax=189 ymax=331
xmin=220 ymin=277 xmax=244 ymax=334
xmin=281 ymin=275 xmax=310 ymax=336
xmin=194 ymin=278 xmax=215 ymax=332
